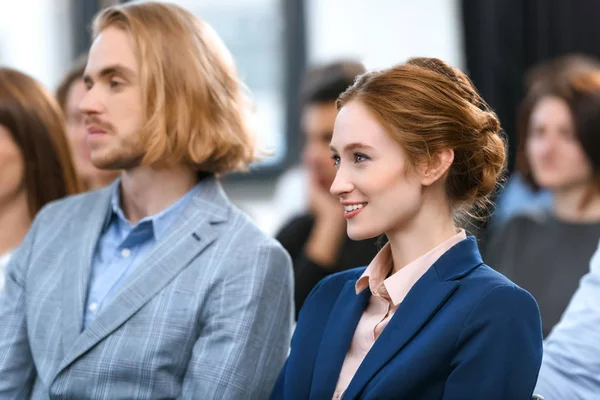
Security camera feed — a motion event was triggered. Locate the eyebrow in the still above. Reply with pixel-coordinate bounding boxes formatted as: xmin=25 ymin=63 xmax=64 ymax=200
xmin=330 ymin=142 xmax=375 ymax=153
xmin=83 ymin=64 xmax=136 ymax=83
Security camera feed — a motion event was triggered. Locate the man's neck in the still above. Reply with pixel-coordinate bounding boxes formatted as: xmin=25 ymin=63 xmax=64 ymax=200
xmin=83 ymin=170 xmax=120 ymax=191
xmin=0 ymin=191 xmax=32 ymax=255
xmin=119 ymin=166 xmax=199 ymax=225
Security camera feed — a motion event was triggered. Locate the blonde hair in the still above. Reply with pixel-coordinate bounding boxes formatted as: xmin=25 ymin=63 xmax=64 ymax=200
xmin=338 ymin=57 xmax=507 ymax=220
xmin=92 ymin=2 xmax=257 ymax=174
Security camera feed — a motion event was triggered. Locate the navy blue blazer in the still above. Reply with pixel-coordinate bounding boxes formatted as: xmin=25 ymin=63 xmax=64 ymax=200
xmin=272 ymin=237 xmax=543 ymax=399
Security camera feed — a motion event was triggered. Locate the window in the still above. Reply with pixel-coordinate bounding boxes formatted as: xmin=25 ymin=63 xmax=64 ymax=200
xmin=138 ymin=0 xmax=306 ymax=177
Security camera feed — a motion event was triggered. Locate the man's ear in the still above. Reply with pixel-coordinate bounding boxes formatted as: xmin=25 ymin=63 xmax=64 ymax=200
xmin=420 ymin=148 xmax=454 ymax=186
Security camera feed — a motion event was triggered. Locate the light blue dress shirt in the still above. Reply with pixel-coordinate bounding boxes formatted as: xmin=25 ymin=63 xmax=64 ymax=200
xmin=535 ymin=239 xmax=600 ymax=399
xmin=83 ymin=181 xmax=199 ymax=328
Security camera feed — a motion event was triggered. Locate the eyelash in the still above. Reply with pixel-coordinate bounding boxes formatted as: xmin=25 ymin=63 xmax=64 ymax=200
xmin=354 ymin=153 xmax=369 ymax=163
xmin=331 ymin=153 xmax=370 ymax=166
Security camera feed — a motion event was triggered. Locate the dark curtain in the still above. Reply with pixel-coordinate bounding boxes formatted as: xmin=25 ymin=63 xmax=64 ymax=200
xmin=462 ymin=0 xmax=600 ymax=174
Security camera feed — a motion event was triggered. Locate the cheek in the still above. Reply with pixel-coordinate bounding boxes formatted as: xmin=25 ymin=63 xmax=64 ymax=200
xmin=525 ymin=138 xmax=543 ymax=161
xmin=0 ymin=147 xmax=25 ymax=194
xmin=565 ymin=145 xmax=594 ymax=176
xmin=111 ymin=93 xmax=144 ymax=133
xmin=364 ymin=168 xmax=422 ymax=217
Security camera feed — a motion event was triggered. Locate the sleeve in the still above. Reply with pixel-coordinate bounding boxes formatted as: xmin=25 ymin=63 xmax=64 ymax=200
xmin=0 ymin=215 xmax=41 ymax=398
xmin=442 ymin=285 xmax=543 ymax=400
xmin=270 ymin=274 xmax=333 ymax=400
xmin=178 ymin=241 xmax=294 ymax=400
xmin=269 ymin=359 xmax=288 ymax=400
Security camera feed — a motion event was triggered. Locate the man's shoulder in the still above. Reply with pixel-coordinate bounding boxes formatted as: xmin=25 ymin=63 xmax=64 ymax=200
xmin=36 ymin=187 xmax=110 ymax=223
xmin=218 ymin=205 xmax=290 ymax=260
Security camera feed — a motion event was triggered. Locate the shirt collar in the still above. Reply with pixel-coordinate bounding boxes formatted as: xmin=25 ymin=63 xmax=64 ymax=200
xmin=103 ymin=178 xmax=200 ymax=241
xmin=356 ymin=229 xmax=467 ymax=306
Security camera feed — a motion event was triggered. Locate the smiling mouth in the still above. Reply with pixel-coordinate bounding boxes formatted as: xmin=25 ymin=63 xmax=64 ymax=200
xmin=343 ymin=203 xmax=367 ymax=218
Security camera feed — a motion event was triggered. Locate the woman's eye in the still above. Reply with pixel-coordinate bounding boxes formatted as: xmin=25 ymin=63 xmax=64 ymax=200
xmin=331 ymin=154 xmax=340 ymax=166
xmin=354 ymin=153 xmax=369 ymax=163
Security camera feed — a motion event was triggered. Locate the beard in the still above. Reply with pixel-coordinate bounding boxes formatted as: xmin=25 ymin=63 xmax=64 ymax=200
xmin=90 ymin=133 xmax=145 ymax=171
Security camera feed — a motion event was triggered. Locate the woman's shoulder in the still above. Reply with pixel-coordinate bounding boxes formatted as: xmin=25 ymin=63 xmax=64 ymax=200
xmin=296 ymin=267 xmax=366 ymax=321
xmin=461 ymin=263 xmax=538 ymax=312
xmin=311 ymin=267 xmax=367 ymax=296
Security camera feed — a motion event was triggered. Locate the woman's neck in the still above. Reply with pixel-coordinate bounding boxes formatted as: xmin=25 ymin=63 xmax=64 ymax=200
xmin=553 ymin=184 xmax=600 ymax=222
xmin=386 ymin=201 xmax=457 ymax=274
xmin=0 ymin=191 xmax=32 ymax=255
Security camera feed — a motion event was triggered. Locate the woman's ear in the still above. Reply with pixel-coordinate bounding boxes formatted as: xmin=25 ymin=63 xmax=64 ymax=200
xmin=420 ymin=148 xmax=454 ymax=186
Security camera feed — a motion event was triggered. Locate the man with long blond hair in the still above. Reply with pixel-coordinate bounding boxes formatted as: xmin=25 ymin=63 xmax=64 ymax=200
xmin=0 ymin=2 xmax=293 ymax=398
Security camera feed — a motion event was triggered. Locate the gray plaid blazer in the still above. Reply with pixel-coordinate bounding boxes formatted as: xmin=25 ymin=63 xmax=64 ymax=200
xmin=0 ymin=177 xmax=293 ymax=399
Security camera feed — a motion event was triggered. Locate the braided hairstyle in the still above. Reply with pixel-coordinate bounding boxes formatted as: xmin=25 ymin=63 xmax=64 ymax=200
xmin=337 ymin=57 xmax=507 ymax=221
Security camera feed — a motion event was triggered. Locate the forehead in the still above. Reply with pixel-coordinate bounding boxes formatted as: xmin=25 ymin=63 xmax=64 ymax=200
xmin=66 ymin=80 xmax=87 ymax=108
xmin=85 ymin=26 xmax=138 ymax=75
xmin=531 ymin=96 xmax=572 ymax=123
xmin=331 ymin=101 xmax=394 ymax=148
xmin=302 ymin=102 xmax=337 ymax=129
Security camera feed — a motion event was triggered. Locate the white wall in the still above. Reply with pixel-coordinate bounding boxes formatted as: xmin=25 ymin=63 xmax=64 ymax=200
xmin=0 ymin=0 xmax=73 ymax=90
xmin=306 ymin=0 xmax=464 ymax=69
xmin=228 ymin=0 xmax=464 ymax=235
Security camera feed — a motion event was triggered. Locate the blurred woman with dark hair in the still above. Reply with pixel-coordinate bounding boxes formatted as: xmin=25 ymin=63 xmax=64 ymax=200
xmin=487 ymin=67 xmax=600 ymax=337
xmin=0 ymin=68 xmax=80 ymax=289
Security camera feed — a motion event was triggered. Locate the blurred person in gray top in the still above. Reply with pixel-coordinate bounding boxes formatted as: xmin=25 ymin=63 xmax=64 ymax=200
xmin=56 ymin=54 xmax=120 ymax=191
xmin=275 ymin=61 xmax=380 ymax=318
xmin=491 ymin=54 xmax=600 ymax=231
xmin=486 ymin=58 xmax=600 ymax=337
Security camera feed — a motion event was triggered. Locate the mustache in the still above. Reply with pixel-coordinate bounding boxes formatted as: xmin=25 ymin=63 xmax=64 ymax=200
xmin=84 ymin=116 xmax=114 ymax=132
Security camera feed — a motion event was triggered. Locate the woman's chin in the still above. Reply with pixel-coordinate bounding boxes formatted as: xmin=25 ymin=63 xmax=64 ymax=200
xmin=346 ymin=226 xmax=382 ymax=241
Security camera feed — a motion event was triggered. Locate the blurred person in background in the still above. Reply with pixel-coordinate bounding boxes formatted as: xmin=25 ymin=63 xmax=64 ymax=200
xmin=534 ymin=239 xmax=600 ymax=399
xmin=0 ymin=68 xmax=80 ymax=291
xmin=275 ymin=61 xmax=379 ymax=318
xmin=486 ymin=67 xmax=600 ymax=337
xmin=0 ymin=2 xmax=292 ymax=399
xmin=491 ymin=54 xmax=600 ymax=231
xmin=56 ymin=54 xmax=119 ymax=190
xmin=272 ymin=58 xmax=542 ymax=399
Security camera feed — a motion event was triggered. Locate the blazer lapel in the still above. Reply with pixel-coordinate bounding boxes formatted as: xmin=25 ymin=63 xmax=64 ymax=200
xmin=58 ymin=177 xmax=230 ymax=373
xmin=342 ymin=237 xmax=483 ymax=399
xmin=309 ymin=281 xmax=371 ymax=399
xmin=61 ymin=184 xmax=114 ymax=355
